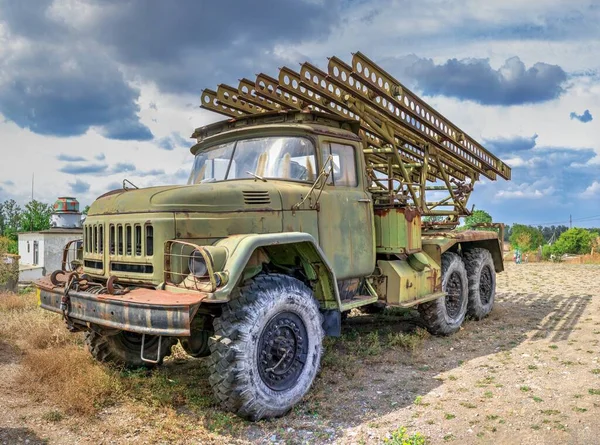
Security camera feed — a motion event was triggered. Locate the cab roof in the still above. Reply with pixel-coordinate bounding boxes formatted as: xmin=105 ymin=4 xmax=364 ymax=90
xmin=191 ymin=110 xmax=361 ymax=143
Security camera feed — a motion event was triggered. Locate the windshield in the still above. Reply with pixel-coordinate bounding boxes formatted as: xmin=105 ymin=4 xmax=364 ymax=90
xmin=188 ymin=136 xmax=316 ymax=184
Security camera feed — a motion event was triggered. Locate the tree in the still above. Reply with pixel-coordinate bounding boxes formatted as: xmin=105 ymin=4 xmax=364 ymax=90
xmin=463 ymin=210 xmax=493 ymax=229
xmin=0 ymin=199 xmax=22 ymax=241
xmin=552 ymin=228 xmax=594 ymax=255
xmin=83 ymin=205 xmax=90 ymax=215
xmin=20 ymin=200 xmax=52 ymax=233
xmin=509 ymin=224 xmax=544 ymax=251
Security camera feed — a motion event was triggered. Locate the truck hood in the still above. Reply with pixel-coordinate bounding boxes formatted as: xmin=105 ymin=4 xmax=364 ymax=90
xmin=88 ymin=181 xmax=283 ymax=215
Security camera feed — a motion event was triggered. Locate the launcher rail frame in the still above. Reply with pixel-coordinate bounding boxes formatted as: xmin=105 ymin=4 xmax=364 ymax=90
xmin=199 ymin=52 xmax=511 ymax=227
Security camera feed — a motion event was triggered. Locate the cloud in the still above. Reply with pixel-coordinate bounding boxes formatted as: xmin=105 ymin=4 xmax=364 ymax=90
xmin=570 ymin=109 xmax=593 ymax=123
xmin=156 ymin=132 xmax=192 ymax=151
xmin=0 ymin=3 xmax=153 ymax=140
xmin=484 ymin=134 xmax=538 ymax=155
xmin=106 ymin=181 xmax=123 ymax=191
xmin=51 ymin=0 xmax=342 ymax=94
xmin=3 ymin=180 xmax=14 ymax=186
xmin=59 ymin=163 xmax=108 ymax=175
xmin=137 ymin=169 xmax=166 ymax=177
xmin=57 ymin=154 xmax=87 ymax=162
xmin=581 ymin=181 xmax=600 ymax=198
xmin=95 ymin=153 xmax=106 ymax=161
xmin=392 ymin=56 xmax=567 ymax=105
xmin=112 ymin=163 xmax=136 ymax=174
xmin=69 ymin=179 xmax=91 ymax=194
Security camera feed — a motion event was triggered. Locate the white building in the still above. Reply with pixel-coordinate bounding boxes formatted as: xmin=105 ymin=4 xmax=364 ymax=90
xmin=18 ymin=197 xmax=83 ymax=282
xmin=18 ymin=229 xmax=82 ymax=281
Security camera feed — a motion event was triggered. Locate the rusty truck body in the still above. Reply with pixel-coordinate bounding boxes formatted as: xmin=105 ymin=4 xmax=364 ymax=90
xmin=36 ymin=52 xmax=511 ymax=420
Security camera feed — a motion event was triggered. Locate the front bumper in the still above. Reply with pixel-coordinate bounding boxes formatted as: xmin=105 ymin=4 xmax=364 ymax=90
xmin=35 ymin=276 xmax=208 ymax=336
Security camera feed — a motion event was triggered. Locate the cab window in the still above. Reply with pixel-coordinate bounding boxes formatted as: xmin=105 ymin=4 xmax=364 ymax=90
xmin=323 ymin=143 xmax=358 ymax=187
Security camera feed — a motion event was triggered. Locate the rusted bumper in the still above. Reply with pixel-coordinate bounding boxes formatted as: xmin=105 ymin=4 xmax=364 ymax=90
xmin=35 ymin=276 xmax=208 ymax=337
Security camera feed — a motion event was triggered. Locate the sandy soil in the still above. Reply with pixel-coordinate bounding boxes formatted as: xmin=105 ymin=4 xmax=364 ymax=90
xmin=1 ymin=262 xmax=599 ymax=444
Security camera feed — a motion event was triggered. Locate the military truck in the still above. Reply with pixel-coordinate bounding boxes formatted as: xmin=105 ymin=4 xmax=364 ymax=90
xmin=35 ymin=52 xmax=511 ymax=420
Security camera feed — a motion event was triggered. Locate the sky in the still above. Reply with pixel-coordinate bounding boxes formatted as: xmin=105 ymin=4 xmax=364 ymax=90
xmin=0 ymin=0 xmax=599 ymax=227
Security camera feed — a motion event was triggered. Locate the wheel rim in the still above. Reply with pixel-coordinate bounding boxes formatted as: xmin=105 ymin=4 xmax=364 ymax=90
xmin=445 ymin=271 xmax=464 ymax=319
xmin=258 ymin=312 xmax=308 ymax=391
xmin=479 ymin=265 xmax=493 ymax=305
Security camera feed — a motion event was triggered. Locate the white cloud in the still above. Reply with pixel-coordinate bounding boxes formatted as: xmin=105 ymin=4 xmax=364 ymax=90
xmin=581 ymin=181 xmax=600 ymax=197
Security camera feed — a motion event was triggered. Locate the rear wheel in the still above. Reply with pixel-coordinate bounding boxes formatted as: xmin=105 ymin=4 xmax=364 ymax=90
xmin=464 ymin=248 xmax=496 ymax=320
xmin=208 ymin=274 xmax=324 ymax=420
xmin=418 ymin=252 xmax=468 ymax=335
xmin=85 ymin=330 xmax=176 ymax=368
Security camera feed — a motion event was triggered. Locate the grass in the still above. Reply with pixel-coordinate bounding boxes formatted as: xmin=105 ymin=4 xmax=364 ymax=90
xmin=588 ymin=389 xmax=600 ymax=395
xmin=383 ymin=427 xmax=427 ymax=445
xmin=520 ymin=386 xmax=531 ymax=392
xmin=41 ymin=410 xmax=64 ymax=423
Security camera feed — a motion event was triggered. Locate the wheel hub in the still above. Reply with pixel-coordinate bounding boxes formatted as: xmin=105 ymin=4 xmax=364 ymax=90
xmin=445 ymin=271 xmax=463 ymax=319
xmin=258 ymin=312 xmax=308 ymax=391
xmin=479 ymin=265 xmax=493 ymax=304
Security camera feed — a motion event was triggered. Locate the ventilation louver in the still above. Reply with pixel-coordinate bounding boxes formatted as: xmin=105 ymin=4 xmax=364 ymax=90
xmin=242 ymin=190 xmax=271 ymax=205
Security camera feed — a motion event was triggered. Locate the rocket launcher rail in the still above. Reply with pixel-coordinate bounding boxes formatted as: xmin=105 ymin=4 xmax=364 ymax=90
xmin=200 ymin=52 xmax=511 ymax=224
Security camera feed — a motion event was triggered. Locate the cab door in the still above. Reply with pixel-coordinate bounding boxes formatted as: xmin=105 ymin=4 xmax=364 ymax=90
xmin=317 ymin=141 xmax=375 ymax=280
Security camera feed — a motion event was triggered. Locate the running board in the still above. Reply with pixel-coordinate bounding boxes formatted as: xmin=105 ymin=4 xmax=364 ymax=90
xmin=340 ymin=295 xmax=379 ymax=312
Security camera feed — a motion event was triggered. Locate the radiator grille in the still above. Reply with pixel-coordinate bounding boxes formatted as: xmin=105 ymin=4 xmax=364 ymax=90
xmin=84 ymin=222 xmax=154 ymax=258
xmin=242 ymin=190 xmax=271 ymax=205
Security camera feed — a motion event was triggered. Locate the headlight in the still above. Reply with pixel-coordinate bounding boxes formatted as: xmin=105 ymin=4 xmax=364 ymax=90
xmin=188 ymin=250 xmax=208 ymax=278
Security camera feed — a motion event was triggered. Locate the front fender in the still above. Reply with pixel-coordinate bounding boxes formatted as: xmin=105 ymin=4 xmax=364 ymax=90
xmin=209 ymin=232 xmax=341 ymax=310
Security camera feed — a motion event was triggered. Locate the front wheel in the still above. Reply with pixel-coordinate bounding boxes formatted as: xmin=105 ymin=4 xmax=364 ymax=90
xmin=208 ymin=274 xmax=324 ymax=420
xmin=418 ymin=252 xmax=468 ymax=335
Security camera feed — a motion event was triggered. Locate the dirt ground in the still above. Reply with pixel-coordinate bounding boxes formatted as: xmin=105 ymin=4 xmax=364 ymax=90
xmin=1 ymin=262 xmax=599 ymax=444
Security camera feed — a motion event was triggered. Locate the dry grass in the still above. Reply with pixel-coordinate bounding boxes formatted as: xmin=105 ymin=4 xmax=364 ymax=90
xmin=0 ymin=292 xmax=76 ymax=350
xmin=1 ymin=291 xmax=119 ymax=415
xmin=0 ymin=292 xmax=38 ymax=312
xmin=19 ymin=346 xmax=120 ymax=415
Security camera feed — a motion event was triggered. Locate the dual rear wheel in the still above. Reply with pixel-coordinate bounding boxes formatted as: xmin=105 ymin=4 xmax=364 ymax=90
xmin=419 ymin=248 xmax=496 ymax=335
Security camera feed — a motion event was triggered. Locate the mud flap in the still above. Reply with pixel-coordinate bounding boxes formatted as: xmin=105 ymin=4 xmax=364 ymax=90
xmin=321 ymin=309 xmax=341 ymax=337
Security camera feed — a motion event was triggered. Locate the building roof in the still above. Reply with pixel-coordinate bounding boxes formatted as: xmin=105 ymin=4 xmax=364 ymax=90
xmin=18 ymin=228 xmax=82 ymax=236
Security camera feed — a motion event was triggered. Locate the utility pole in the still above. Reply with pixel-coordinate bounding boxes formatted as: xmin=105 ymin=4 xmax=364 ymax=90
xmin=569 ymin=214 xmax=572 ymax=229
xmin=31 ymin=173 xmax=34 ymax=201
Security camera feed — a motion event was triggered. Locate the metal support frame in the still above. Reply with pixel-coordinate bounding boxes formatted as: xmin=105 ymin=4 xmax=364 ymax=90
xmin=199 ymin=52 xmax=511 ymax=228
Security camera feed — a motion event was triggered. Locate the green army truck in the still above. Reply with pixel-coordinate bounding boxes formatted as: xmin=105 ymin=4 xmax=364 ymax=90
xmin=35 ymin=52 xmax=511 ymax=420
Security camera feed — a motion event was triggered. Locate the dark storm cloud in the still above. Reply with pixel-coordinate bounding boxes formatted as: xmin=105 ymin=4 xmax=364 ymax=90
xmin=57 ymin=154 xmax=87 ymax=162
xmin=69 ymin=179 xmax=91 ymax=194
xmin=59 ymin=163 xmax=108 ymax=175
xmin=86 ymin=0 xmax=342 ymax=93
xmin=0 ymin=1 xmax=153 ymax=140
xmin=391 ymin=56 xmax=567 ymax=105
xmin=570 ymin=109 xmax=593 ymax=123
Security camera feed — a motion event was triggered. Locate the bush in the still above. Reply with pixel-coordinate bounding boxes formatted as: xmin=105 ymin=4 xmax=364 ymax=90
xmin=552 ymin=228 xmax=594 ymax=255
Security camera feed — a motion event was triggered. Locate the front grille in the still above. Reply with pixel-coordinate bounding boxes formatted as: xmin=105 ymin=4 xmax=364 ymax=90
xmin=242 ymin=190 xmax=271 ymax=205
xmin=85 ymin=222 xmax=154 ymax=257
xmin=111 ymin=262 xmax=154 ymax=274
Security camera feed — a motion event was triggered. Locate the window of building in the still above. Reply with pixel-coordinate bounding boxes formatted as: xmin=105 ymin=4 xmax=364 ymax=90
xmin=27 ymin=241 xmax=30 ymax=253
xmin=322 ymin=143 xmax=358 ymax=187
